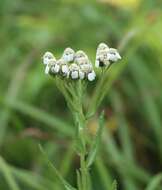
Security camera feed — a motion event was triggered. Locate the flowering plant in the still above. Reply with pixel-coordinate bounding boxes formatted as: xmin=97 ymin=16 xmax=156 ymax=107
xmin=41 ymin=43 xmax=121 ymax=190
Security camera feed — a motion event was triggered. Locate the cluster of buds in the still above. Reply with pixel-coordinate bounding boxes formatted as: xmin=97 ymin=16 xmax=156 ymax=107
xmin=43 ymin=48 xmax=96 ymax=81
xmin=95 ymin=43 xmax=121 ymax=68
xmin=42 ymin=43 xmax=121 ymax=82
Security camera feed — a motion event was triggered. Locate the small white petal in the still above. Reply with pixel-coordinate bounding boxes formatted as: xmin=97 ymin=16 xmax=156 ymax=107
xmin=107 ymin=53 xmax=117 ymax=62
xmin=71 ymin=71 xmax=79 ymax=79
xmin=54 ymin=64 xmax=60 ymax=73
xmin=63 ymin=54 xmax=74 ymax=62
xmin=51 ymin=64 xmax=60 ymax=73
xmin=45 ymin=65 xmax=50 ymax=74
xmin=43 ymin=58 xmax=50 ymax=65
xmin=62 ymin=65 xmax=69 ymax=74
xmin=79 ymin=71 xmax=85 ymax=79
xmin=116 ymin=52 xmax=121 ymax=59
xmin=95 ymin=59 xmax=100 ymax=67
xmin=43 ymin=52 xmax=55 ymax=65
xmin=88 ymin=71 xmax=96 ymax=81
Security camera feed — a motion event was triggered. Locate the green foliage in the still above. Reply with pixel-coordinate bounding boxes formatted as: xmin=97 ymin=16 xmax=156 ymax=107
xmin=39 ymin=145 xmax=76 ymax=190
xmin=145 ymin=174 xmax=162 ymax=190
xmin=86 ymin=112 xmax=104 ymax=168
xmin=0 ymin=0 xmax=162 ymax=189
xmin=111 ymin=180 xmax=118 ymax=190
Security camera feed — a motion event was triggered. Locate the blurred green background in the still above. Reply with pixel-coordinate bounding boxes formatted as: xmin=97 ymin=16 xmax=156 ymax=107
xmin=0 ymin=0 xmax=162 ymax=189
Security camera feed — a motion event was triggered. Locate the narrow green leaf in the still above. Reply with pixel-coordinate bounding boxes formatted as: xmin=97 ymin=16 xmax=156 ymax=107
xmin=0 ymin=156 xmax=20 ymax=190
xmin=76 ymin=170 xmax=82 ymax=190
xmin=11 ymin=166 xmax=53 ymax=190
xmin=39 ymin=145 xmax=77 ymax=190
xmin=86 ymin=111 xmax=104 ymax=168
xmin=111 ymin=180 xmax=118 ymax=190
xmin=5 ymin=100 xmax=74 ymax=137
xmin=145 ymin=173 xmax=162 ymax=190
xmin=95 ymin=157 xmax=113 ymax=190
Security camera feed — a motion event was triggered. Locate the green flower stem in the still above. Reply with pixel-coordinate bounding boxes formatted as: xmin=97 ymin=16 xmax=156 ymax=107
xmin=56 ymin=77 xmax=90 ymax=190
xmin=74 ymin=81 xmax=90 ymax=190
xmin=87 ymin=67 xmax=110 ymax=118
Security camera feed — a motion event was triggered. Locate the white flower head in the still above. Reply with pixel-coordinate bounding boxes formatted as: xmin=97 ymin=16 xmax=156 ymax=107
xmin=43 ymin=51 xmax=55 ymax=65
xmin=80 ymin=63 xmax=93 ymax=74
xmin=69 ymin=63 xmax=80 ymax=79
xmin=88 ymin=71 xmax=96 ymax=81
xmin=57 ymin=59 xmax=69 ymax=77
xmin=51 ymin=64 xmax=60 ymax=74
xmin=79 ymin=70 xmax=85 ymax=79
xmin=62 ymin=47 xmax=75 ymax=63
xmin=95 ymin=43 xmax=110 ymax=68
xmin=97 ymin=43 xmax=109 ymax=52
xmin=95 ymin=49 xmax=110 ymax=68
xmin=74 ymin=50 xmax=88 ymax=64
xmin=45 ymin=59 xmax=56 ymax=74
xmin=107 ymin=48 xmax=121 ymax=62
xmin=76 ymin=56 xmax=89 ymax=65
xmin=75 ymin=51 xmax=93 ymax=76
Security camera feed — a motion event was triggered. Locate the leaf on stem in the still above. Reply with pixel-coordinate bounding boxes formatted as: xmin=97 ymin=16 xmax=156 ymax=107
xmin=76 ymin=170 xmax=82 ymax=190
xmin=39 ymin=144 xmax=77 ymax=190
xmin=111 ymin=180 xmax=118 ymax=190
xmin=86 ymin=111 xmax=105 ymax=168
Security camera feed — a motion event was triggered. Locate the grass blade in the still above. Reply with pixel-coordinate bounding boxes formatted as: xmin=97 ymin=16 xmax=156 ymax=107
xmin=0 ymin=156 xmax=20 ymax=190
xmin=5 ymin=100 xmax=74 ymax=137
xmin=39 ymin=145 xmax=77 ymax=190
xmin=111 ymin=180 xmax=117 ymax=190
xmin=145 ymin=173 xmax=162 ymax=190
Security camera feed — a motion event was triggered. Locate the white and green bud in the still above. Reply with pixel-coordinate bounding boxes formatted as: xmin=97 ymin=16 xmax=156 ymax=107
xmin=74 ymin=50 xmax=88 ymax=64
xmin=88 ymin=71 xmax=96 ymax=81
xmin=45 ymin=58 xmax=56 ymax=74
xmin=107 ymin=48 xmax=121 ymax=62
xmin=43 ymin=51 xmax=55 ymax=65
xmin=57 ymin=59 xmax=69 ymax=77
xmin=95 ymin=43 xmax=110 ymax=68
xmin=79 ymin=70 xmax=85 ymax=79
xmin=51 ymin=64 xmax=60 ymax=74
xmin=62 ymin=47 xmax=75 ymax=63
xmin=95 ymin=49 xmax=110 ymax=67
xmin=69 ymin=63 xmax=80 ymax=80
xmin=97 ymin=43 xmax=109 ymax=52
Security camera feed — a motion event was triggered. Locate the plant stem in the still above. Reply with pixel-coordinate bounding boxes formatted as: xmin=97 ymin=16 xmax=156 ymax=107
xmin=80 ymin=151 xmax=88 ymax=190
xmin=74 ymin=80 xmax=90 ymax=190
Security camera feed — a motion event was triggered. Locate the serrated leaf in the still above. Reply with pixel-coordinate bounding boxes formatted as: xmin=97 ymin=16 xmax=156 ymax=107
xmin=111 ymin=180 xmax=118 ymax=190
xmin=86 ymin=111 xmax=105 ymax=168
xmin=39 ymin=145 xmax=77 ymax=190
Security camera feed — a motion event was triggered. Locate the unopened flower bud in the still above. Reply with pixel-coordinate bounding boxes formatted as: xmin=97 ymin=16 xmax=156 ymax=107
xmin=69 ymin=63 xmax=80 ymax=80
xmin=79 ymin=70 xmax=85 ymax=79
xmin=107 ymin=48 xmax=121 ymax=62
xmin=51 ymin=64 xmax=60 ymax=74
xmin=62 ymin=47 xmax=75 ymax=63
xmin=43 ymin=51 xmax=55 ymax=65
xmin=57 ymin=59 xmax=69 ymax=77
xmin=88 ymin=71 xmax=96 ymax=81
xmin=95 ymin=49 xmax=110 ymax=67
xmin=75 ymin=50 xmax=88 ymax=64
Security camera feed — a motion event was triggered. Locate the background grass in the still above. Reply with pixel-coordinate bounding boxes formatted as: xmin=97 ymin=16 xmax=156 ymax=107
xmin=0 ymin=0 xmax=162 ymax=189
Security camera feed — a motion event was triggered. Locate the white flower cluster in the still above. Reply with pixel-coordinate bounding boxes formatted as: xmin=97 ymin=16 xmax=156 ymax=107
xmin=42 ymin=48 xmax=96 ymax=81
xmin=95 ymin=43 xmax=121 ymax=68
xmin=42 ymin=43 xmax=121 ymax=82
